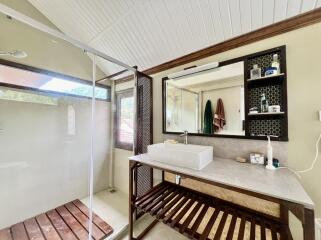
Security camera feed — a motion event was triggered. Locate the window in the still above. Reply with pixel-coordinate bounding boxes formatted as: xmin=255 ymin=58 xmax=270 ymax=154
xmin=0 ymin=61 xmax=110 ymax=101
xmin=115 ymin=89 xmax=134 ymax=151
xmin=0 ymin=87 xmax=58 ymax=105
xmin=39 ymin=78 xmax=108 ymax=99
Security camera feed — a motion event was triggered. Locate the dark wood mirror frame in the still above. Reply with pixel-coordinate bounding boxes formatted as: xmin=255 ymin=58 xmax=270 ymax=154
xmin=162 ymin=46 xmax=288 ymax=142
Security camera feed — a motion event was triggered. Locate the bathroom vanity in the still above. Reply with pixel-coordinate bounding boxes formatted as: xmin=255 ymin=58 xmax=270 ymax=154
xmin=128 ymin=155 xmax=314 ymax=240
xmin=127 ymin=46 xmax=314 ymax=239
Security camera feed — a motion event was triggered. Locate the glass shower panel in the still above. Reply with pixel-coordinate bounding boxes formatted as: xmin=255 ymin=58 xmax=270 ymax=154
xmin=181 ymin=90 xmax=198 ymax=132
xmin=88 ymin=57 xmax=131 ymax=235
xmin=166 ymin=84 xmax=198 ymax=132
xmin=0 ymin=14 xmax=96 ymax=238
xmin=166 ymin=84 xmax=183 ymax=132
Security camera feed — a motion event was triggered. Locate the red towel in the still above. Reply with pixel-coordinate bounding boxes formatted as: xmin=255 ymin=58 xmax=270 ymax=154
xmin=214 ymin=98 xmax=225 ymax=132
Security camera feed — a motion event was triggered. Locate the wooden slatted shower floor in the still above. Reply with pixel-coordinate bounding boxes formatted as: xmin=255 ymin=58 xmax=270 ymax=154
xmin=135 ymin=182 xmax=291 ymax=240
xmin=0 ymin=199 xmax=113 ymax=240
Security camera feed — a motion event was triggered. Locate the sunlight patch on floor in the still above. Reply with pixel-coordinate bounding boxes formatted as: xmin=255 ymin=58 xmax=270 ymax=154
xmin=81 ymin=190 xmax=128 ymax=240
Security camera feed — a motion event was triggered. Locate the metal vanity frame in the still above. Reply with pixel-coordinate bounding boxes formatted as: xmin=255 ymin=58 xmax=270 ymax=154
xmin=129 ymin=159 xmax=315 ymax=240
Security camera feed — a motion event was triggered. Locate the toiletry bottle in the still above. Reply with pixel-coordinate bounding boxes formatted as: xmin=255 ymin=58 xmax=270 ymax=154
xmin=260 ymin=93 xmax=269 ymax=113
xmin=250 ymin=64 xmax=261 ymax=79
xmin=271 ymin=54 xmax=280 ymax=74
xmin=266 ymin=136 xmax=275 ymax=170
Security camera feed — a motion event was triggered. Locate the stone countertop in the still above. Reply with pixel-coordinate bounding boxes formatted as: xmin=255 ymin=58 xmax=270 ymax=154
xmin=129 ymin=154 xmax=314 ymax=209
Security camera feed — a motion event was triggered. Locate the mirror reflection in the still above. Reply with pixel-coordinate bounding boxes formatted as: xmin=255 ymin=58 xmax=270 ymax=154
xmin=165 ymin=61 xmax=245 ymax=136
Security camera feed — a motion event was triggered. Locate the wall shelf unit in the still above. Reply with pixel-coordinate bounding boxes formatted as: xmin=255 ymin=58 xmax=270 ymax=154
xmin=244 ymin=46 xmax=288 ymax=141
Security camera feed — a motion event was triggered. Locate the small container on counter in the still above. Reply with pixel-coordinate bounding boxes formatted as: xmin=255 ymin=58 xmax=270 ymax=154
xmin=250 ymin=153 xmax=265 ymax=165
xmin=264 ymin=158 xmax=280 ymax=168
xmin=235 ymin=157 xmax=247 ymax=163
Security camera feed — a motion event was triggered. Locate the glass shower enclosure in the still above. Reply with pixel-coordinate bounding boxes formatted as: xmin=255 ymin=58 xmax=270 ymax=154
xmin=0 ymin=4 xmax=136 ymax=239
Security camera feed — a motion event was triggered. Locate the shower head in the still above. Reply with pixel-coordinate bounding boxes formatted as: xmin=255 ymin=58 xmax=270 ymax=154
xmin=0 ymin=50 xmax=28 ymax=58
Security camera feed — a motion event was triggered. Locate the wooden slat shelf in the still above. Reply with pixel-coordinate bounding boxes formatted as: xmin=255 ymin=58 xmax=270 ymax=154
xmin=134 ymin=181 xmax=290 ymax=240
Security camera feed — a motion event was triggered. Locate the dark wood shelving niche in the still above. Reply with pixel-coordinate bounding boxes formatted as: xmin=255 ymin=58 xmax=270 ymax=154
xmin=134 ymin=181 xmax=291 ymax=240
xmin=244 ymin=46 xmax=288 ymax=141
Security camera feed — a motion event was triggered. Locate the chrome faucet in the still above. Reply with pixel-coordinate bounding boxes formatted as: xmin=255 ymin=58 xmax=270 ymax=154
xmin=180 ymin=130 xmax=188 ymax=144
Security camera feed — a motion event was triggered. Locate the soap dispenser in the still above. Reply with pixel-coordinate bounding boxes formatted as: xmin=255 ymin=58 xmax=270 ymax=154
xmin=266 ymin=136 xmax=275 ymax=170
xmin=260 ymin=93 xmax=269 ymax=113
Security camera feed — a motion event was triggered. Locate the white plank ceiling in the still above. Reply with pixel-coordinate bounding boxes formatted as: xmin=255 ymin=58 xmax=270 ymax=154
xmin=27 ymin=0 xmax=320 ymax=75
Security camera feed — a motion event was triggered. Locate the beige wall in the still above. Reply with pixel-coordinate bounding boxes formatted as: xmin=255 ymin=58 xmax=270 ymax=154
xmin=113 ymin=81 xmax=134 ymax=194
xmin=152 ymin=22 xmax=321 ymax=227
xmin=0 ymin=0 xmax=58 ymax=29
xmin=202 ymin=85 xmax=244 ymax=135
xmin=114 ymin=148 xmax=131 ymax=194
xmin=0 ymin=0 xmax=105 ymax=80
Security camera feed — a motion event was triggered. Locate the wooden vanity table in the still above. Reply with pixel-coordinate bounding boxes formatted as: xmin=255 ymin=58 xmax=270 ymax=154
xmin=129 ymin=155 xmax=314 ymax=240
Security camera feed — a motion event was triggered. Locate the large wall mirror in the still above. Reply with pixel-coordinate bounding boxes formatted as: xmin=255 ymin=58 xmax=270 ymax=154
xmin=163 ymin=46 xmax=288 ymax=141
xmin=165 ymin=61 xmax=245 ymax=136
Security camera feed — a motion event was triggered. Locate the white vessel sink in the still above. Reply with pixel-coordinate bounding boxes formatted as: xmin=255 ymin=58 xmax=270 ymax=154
xmin=147 ymin=143 xmax=213 ymax=170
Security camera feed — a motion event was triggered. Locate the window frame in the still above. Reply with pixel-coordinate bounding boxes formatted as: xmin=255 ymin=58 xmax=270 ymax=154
xmin=115 ymin=88 xmax=134 ymax=151
xmin=0 ymin=58 xmax=111 ymax=101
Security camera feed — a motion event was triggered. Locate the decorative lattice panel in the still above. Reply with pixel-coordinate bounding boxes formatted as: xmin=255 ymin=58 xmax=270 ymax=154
xmin=248 ymin=85 xmax=283 ymax=111
xmin=249 ymin=119 xmax=283 ymax=137
xmin=247 ymin=52 xmax=281 ymax=74
xmin=135 ymin=72 xmax=153 ymax=217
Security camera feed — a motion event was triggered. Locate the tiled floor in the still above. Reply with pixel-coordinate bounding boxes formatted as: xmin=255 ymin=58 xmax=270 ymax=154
xmin=81 ymin=190 xmax=128 ymax=240
xmin=81 ymin=190 xmax=187 ymax=240
xmin=117 ymin=215 xmax=188 ymax=240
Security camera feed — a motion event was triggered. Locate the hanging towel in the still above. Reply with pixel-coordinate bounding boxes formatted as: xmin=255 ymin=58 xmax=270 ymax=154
xmin=214 ymin=98 xmax=226 ymax=132
xmin=203 ymin=100 xmax=213 ymax=134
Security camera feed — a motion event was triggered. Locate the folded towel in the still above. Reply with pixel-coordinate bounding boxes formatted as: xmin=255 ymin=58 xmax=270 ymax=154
xmin=214 ymin=98 xmax=225 ymax=132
